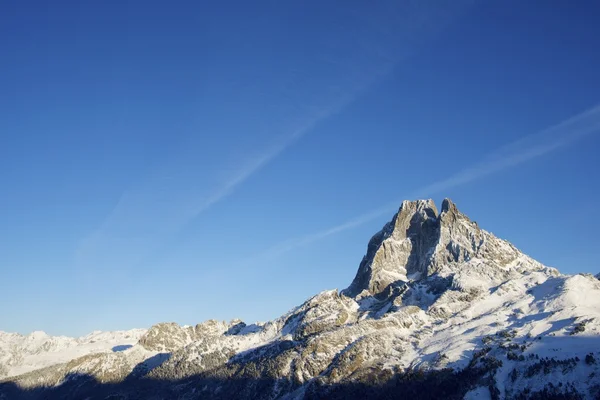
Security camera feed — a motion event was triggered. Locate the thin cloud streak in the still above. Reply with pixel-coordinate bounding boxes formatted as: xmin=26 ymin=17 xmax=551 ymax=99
xmin=188 ymin=84 xmax=379 ymax=218
xmin=259 ymin=103 xmax=600 ymax=259
xmin=75 ymin=65 xmax=389 ymax=273
xmin=75 ymin=2 xmax=473 ymax=273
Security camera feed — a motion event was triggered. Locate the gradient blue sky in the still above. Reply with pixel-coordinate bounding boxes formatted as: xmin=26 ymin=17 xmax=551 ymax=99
xmin=2 ymin=1 xmax=600 ymax=336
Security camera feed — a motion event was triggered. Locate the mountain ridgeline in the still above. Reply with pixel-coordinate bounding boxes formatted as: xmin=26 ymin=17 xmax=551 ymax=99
xmin=2 ymin=199 xmax=600 ymax=400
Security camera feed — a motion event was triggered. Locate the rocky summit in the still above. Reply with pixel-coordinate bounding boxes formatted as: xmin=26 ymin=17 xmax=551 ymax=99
xmin=343 ymin=198 xmax=535 ymax=298
xmin=2 ymin=199 xmax=600 ymax=400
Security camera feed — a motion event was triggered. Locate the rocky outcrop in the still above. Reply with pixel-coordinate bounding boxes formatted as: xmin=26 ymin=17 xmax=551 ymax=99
xmin=138 ymin=320 xmax=245 ymax=352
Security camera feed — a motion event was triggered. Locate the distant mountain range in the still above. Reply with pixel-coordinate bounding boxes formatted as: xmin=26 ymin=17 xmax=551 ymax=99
xmin=2 ymin=199 xmax=599 ymax=399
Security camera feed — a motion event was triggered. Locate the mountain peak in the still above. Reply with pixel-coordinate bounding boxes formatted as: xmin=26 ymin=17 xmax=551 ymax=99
xmin=342 ymin=199 xmax=440 ymax=297
xmin=27 ymin=331 xmax=49 ymax=339
xmin=399 ymin=199 xmax=438 ymax=217
xmin=343 ymin=199 xmax=541 ymax=298
xmin=440 ymin=197 xmax=456 ymax=213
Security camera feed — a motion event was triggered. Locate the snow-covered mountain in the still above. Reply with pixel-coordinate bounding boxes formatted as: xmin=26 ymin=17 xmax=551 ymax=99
xmin=0 ymin=329 xmax=146 ymax=379
xmin=1 ymin=199 xmax=599 ymax=399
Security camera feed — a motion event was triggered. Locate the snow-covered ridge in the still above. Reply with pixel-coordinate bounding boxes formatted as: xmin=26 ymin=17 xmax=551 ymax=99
xmin=0 ymin=328 xmax=146 ymax=379
xmin=1 ymin=199 xmax=599 ymax=400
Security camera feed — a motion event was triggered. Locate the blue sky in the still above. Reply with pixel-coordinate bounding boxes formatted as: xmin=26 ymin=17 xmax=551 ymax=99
xmin=1 ymin=1 xmax=599 ymax=337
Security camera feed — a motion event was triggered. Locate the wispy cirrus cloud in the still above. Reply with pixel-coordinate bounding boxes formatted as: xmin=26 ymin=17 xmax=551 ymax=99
xmin=74 ymin=65 xmax=381 ymax=274
xmin=257 ymin=103 xmax=600 ymax=259
xmin=75 ymin=1 xmax=472 ymax=273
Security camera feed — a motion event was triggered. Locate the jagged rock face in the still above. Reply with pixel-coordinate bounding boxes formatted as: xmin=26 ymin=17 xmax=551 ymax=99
xmin=2 ymin=199 xmax=600 ymax=400
xmin=344 ymin=200 xmax=440 ymax=297
xmin=344 ymin=199 xmax=543 ymax=298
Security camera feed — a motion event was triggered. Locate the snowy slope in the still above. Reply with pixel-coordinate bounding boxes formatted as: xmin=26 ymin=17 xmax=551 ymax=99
xmin=413 ymin=271 xmax=600 ymax=397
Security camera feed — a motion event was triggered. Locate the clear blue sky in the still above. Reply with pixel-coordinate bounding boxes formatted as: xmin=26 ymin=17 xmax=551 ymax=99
xmin=1 ymin=1 xmax=599 ymax=337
